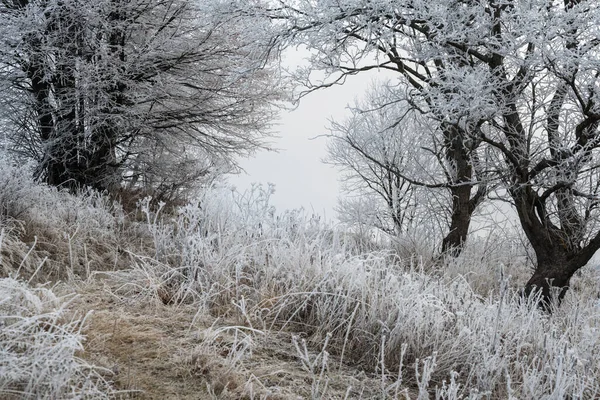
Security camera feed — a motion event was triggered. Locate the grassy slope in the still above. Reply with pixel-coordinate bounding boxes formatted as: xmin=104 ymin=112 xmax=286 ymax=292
xmin=1 ymin=160 xmax=600 ymax=399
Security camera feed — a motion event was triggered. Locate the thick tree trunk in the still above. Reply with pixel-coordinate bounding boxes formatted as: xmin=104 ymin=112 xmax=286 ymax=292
xmin=523 ymin=249 xmax=576 ymax=309
xmin=30 ymin=1 xmax=124 ymax=193
xmin=511 ymin=187 xmax=596 ymax=310
xmin=85 ymin=129 xmax=119 ymax=191
xmin=81 ymin=4 xmax=127 ymax=192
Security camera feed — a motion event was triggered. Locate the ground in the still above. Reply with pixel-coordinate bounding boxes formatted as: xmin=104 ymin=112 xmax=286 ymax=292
xmin=67 ymin=279 xmax=399 ymax=400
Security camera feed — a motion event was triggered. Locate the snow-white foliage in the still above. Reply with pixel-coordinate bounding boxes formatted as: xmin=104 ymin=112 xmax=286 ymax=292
xmin=0 ymin=278 xmax=113 ymax=399
xmin=0 ymin=0 xmax=283 ymax=193
xmin=327 ymin=82 xmax=452 ymax=240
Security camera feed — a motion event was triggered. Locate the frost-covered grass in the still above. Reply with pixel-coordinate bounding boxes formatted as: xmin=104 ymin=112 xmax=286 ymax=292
xmin=106 ymin=184 xmax=600 ymax=399
xmin=1 ymin=156 xmax=600 ymax=398
xmin=0 ymin=157 xmax=132 ymax=281
xmin=0 ymin=277 xmax=114 ymax=399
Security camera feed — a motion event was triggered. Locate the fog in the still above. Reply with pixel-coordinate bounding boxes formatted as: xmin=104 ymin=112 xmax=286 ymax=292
xmin=229 ymin=71 xmax=383 ymax=220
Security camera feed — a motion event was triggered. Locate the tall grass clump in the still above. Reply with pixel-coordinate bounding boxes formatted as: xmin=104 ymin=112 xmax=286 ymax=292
xmin=439 ymin=231 xmax=534 ymax=297
xmin=0 ymin=155 xmax=127 ymax=281
xmin=268 ymin=253 xmax=600 ymax=398
xmin=0 ymin=277 xmax=114 ymax=399
xmin=108 ymin=183 xmax=360 ymax=307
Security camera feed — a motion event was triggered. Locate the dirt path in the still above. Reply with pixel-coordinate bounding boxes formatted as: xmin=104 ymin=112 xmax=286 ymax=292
xmin=67 ymin=281 xmax=392 ymax=399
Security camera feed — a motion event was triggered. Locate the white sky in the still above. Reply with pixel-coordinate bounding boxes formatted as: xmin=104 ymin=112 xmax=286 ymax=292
xmin=228 ymin=71 xmax=382 ymax=220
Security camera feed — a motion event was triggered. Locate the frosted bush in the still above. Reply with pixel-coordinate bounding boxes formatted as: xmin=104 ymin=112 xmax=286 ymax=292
xmin=0 ymin=278 xmax=114 ymax=399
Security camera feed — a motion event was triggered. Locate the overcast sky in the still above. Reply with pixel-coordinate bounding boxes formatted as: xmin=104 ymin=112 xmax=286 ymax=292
xmin=228 ymin=71 xmax=381 ymax=221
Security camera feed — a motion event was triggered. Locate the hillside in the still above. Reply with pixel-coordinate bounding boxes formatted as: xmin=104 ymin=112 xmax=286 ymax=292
xmin=1 ymin=159 xmax=600 ymax=399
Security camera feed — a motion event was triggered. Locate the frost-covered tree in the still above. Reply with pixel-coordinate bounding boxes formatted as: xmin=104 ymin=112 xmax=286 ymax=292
xmin=326 ymin=84 xmax=452 ymax=243
xmin=0 ymin=0 xmax=281 ymax=194
xmin=254 ymin=0 xmax=489 ymax=257
xmin=259 ymin=0 xmax=600 ymax=305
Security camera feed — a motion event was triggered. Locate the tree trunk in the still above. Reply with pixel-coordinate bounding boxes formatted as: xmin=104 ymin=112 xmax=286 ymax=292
xmin=511 ymin=187 xmax=596 ymax=310
xmin=82 ymin=2 xmax=128 ymax=192
xmin=85 ymin=128 xmax=119 ymax=191
xmin=523 ymin=249 xmax=576 ymax=310
xmin=439 ymin=123 xmax=483 ymax=256
xmin=441 ymin=184 xmax=473 ymax=256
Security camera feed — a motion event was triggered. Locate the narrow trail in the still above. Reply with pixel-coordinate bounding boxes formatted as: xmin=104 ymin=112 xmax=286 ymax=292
xmin=68 ymin=281 xmax=388 ymax=399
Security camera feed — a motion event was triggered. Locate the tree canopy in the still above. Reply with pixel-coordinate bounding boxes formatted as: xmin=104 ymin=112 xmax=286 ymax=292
xmin=0 ymin=0 xmax=282 ymax=198
xmin=257 ymin=0 xmax=600 ymax=305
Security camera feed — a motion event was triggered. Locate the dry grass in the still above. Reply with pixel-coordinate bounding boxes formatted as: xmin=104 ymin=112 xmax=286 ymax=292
xmin=66 ymin=280 xmax=391 ymax=399
xmin=71 ymin=281 xmax=211 ymax=399
xmin=0 ymin=278 xmax=114 ymax=399
xmin=2 ymin=165 xmax=600 ymax=399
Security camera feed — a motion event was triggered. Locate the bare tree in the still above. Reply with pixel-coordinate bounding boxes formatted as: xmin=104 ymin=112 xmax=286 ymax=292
xmin=258 ymin=0 xmax=600 ymax=305
xmin=0 ymin=0 xmax=282 ymax=195
xmin=326 ymin=83 xmax=452 ymax=245
xmin=251 ymin=0 xmax=489 ymax=256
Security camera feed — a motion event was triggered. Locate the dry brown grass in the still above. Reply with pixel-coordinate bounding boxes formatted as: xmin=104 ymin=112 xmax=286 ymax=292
xmin=0 ymin=227 xmax=42 ymax=278
xmin=67 ymin=282 xmax=212 ymax=399
xmin=64 ymin=279 xmax=394 ymax=400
